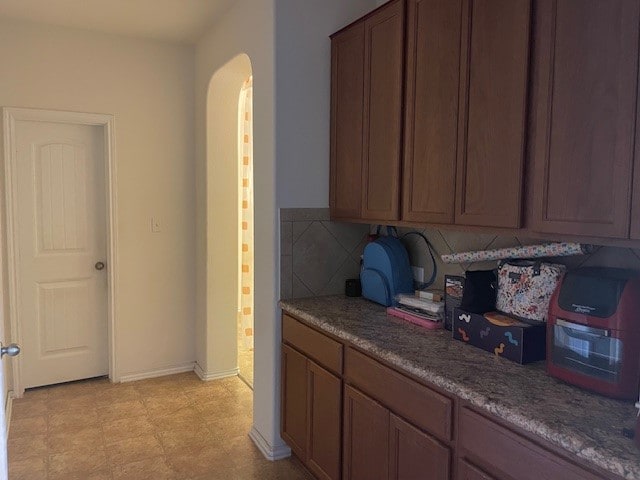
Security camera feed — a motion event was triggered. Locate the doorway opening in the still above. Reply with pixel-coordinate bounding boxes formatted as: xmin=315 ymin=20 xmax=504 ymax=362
xmin=237 ymin=76 xmax=254 ymax=388
xmin=202 ymin=53 xmax=253 ymax=388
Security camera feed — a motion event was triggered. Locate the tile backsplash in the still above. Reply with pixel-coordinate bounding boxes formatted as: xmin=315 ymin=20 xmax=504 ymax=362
xmin=279 ymin=209 xmax=640 ymax=299
xmin=395 ymin=226 xmax=640 ymax=290
xmin=280 ymin=208 xmax=369 ymax=299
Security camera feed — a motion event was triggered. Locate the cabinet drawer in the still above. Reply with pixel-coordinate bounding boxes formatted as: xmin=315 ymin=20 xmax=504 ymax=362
xmin=282 ymin=314 xmax=343 ymax=375
xmin=345 ymin=347 xmax=452 ymax=441
xmin=459 ymin=407 xmax=603 ymax=480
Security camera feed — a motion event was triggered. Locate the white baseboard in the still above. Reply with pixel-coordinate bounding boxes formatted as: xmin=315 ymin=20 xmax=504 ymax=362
xmin=194 ymin=363 xmax=239 ymax=381
xmin=5 ymin=391 xmax=14 ymax=440
xmin=118 ymin=362 xmax=195 ymax=383
xmin=249 ymin=425 xmax=291 ymax=461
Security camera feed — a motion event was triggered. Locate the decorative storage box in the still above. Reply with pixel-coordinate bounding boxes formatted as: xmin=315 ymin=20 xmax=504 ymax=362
xmin=444 ymin=275 xmax=465 ymax=331
xmin=452 ymin=308 xmax=546 ymax=364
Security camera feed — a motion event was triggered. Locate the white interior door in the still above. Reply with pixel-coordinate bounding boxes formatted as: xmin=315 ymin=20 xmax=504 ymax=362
xmin=14 ymin=120 xmax=108 ymax=389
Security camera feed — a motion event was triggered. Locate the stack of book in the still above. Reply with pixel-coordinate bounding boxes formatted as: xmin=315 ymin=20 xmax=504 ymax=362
xmin=387 ymin=290 xmax=445 ymax=330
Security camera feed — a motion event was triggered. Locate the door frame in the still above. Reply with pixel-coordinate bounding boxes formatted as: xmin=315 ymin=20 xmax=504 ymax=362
xmin=2 ymin=107 xmax=119 ymax=396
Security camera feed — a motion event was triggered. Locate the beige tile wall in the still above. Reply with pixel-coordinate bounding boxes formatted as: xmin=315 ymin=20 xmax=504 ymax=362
xmin=279 ymin=208 xmax=640 ymax=300
xmin=395 ymin=226 xmax=640 ymax=290
xmin=280 ymin=209 xmax=369 ymax=299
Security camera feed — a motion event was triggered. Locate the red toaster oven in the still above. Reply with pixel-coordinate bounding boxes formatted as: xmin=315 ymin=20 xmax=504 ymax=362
xmin=547 ymin=267 xmax=640 ymax=400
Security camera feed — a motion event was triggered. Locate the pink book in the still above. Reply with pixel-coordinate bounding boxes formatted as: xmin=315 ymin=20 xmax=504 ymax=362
xmin=386 ymin=307 xmax=442 ymax=330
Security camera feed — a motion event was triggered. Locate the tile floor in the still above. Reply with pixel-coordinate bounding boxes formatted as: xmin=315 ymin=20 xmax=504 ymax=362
xmin=8 ymin=372 xmax=312 ymax=480
xmin=237 ymin=346 xmax=253 ymax=388
xmin=237 ymin=314 xmax=254 ymax=388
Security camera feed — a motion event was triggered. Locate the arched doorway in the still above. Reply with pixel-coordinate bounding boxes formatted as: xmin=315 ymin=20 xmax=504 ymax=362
xmin=198 ymin=53 xmax=253 ymax=384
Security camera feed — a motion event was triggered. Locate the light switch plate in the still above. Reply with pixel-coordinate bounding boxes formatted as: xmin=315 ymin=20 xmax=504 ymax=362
xmin=151 ymin=217 xmax=162 ymax=233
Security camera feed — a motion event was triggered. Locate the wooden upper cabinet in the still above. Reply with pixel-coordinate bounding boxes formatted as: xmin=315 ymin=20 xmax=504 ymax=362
xmin=455 ymin=0 xmax=531 ymax=228
xmin=362 ymin=0 xmax=405 ymax=221
xmin=330 ymin=22 xmax=365 ymax=219
xmin=402 ymin=0 xmax=463 ymax=224
xmin=330 ymin=0 xmax=404 ymax=222
xmin=530 ymin=0 xmax=640 ymax=238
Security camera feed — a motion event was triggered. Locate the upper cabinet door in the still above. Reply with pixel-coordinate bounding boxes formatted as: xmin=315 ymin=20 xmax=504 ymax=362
xmin=330 ymin=22 xmax=365 ymax=219
xmin=361 ymin=0 xmax=405 ymax=221
xmin=531 ymin=0 xmax=640 ymax=238
xmin=455 ymin=0 xmax=531 ymax=228
xmin=402 ymin=0 xmax=463 ymax=224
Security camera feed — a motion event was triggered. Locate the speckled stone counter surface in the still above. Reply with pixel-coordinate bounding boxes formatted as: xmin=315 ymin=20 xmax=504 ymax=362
xmin=279 ymin=295 xmax=640 ymax=480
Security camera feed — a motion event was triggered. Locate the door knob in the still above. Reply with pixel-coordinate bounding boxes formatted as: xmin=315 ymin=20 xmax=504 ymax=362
xmin=95 ymin=261 xmax=105 ymax=271
xmin=0 ymin=343 xmax=20 ymax=358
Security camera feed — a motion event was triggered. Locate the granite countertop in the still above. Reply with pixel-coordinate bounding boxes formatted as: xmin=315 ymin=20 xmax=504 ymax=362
xmin=279 ymin=295 xmax=640 ymax=480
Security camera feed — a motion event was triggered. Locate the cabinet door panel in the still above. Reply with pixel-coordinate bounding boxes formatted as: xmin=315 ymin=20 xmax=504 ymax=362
xmin=455 ymin=0 xmax=531 ymax=228
xmin=283 ymin=314 xmax=343 ymax=375
xmin=281 ymin=344 xmax=308 ymax=459
xmin=458 ymin=459 xmax=496 ymax=480
xmin=330 ymin=22 xmax=365 ymax=219
xmin=633 ymin=138 xmax=640 ymax=238
xmin=343 ymin=385 xmax=389 ymax=480
xmin=345 ymin=347 xmax=453 ymax=442
xmin=362 ymin=0 xmax=404 ymax=221
xmin=459 ymin=407 xmax=603 ymax=480
xmin=389 ymin=414 xmax=450 ymax=480
xmin=531 ymin=0 xmax=639 ymax=238
xmin=307 ymin=361 xmax=342 ymax=480
xmin=402 ymin=0 xmax=463 ymax=224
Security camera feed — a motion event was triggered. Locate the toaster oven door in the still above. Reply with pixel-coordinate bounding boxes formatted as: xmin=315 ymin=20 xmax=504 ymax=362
xmin=551 ymin=318 xmax=623 ymax=383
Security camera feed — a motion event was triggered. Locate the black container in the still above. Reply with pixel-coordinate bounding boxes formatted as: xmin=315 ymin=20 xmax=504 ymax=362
xmin=452 ymin=308 xmax=546 ymax=364
xmin=444 ymin=275 xmax=465 ymax=331
xmin=345 ymin=278 xmax=362 ymax=297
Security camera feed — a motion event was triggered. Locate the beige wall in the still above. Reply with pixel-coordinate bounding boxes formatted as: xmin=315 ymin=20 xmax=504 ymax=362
xmin=194 ymin=0 xmax=378 ymax=459
xmin=0 ymin=20 xmax=196 ymax=382
xmin=202 ymin=53 xmax=252 ymax=378
xmin=194 ymin=0 xmax=280 ymax=456
xmin=275 ymin=0 xmax=379 ymax=208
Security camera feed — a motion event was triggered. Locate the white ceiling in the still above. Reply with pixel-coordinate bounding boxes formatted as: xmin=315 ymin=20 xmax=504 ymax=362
xmin=0 ymin=0 xmax=235 ymax=44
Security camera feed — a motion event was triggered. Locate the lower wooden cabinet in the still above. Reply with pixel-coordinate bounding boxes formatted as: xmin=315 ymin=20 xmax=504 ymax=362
xmin=390 ymin=414 xmax=450 ymax=480
xmin=458 ymin=407 xmax=604 ymax=480
xmin=281 ymin=344 xmax=308 ymax=459
xmin=281 ymin=314 xmax=617 ymax=480
xmin=281 ymin=343 xmax=342 ymax=480
xmin=343 ymin=385 xmax=390 ymax=480
xmin=343 ymin=385 xmax=450 ymax=480
xmin=308 ymin=361 xmax=342 ymax=480
xmin=457 ymin=460 xmax=496 ymax=480
xmin=345 ymin=347 xmax=452 ymax=441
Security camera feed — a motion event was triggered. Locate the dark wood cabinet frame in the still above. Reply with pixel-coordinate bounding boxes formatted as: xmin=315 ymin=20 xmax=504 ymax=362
xmin=330 ymin=0 xmax=640 ymax=248
xmin=281 ymin=311 xmax=626 ymax=480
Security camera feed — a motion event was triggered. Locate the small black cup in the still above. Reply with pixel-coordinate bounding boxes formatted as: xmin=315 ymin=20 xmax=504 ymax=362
xmin=345 ymin=278 xmax=362 ymax=297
